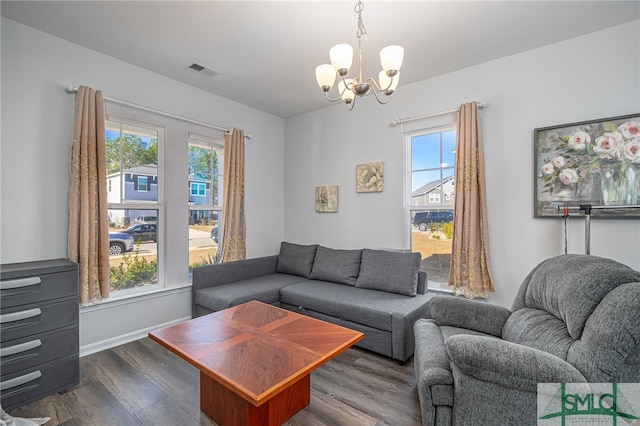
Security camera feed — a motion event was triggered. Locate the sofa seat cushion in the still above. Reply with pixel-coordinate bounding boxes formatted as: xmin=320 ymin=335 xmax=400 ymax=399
xmin=280 ymin=281 xmax=418 ymax=332
xmin=195 ymin=273 xmax=308 ymax=312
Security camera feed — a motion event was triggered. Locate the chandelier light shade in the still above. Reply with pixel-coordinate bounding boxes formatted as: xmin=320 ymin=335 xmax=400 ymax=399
xmin=315 ymin=0 xmax=404 ymax=110
xmin=330 ymin=44 xmax=354 ymax=74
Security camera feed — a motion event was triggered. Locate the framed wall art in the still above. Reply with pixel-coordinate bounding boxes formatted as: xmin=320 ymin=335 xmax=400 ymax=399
xmin=534 ymin=113 xmax=640 ymax=218
xmin=356 ymin=162 xmax=384 ymax=193
xmin=315 ymin=186 xmax=338 ymax=213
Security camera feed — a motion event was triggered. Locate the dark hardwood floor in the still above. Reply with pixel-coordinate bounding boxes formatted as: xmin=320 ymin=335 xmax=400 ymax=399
xmin=9 ymin=338 xmax=422 ymax=425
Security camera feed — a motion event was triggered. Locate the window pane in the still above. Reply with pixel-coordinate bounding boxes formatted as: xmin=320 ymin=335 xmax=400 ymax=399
xmin=105 ymin=120 xmax=159 ymax=204
xmin=188 ymin=210 xmax=220 ymax=275
xmin=410 ymin=209 xmax=454 ymax=283
xmin=411 ymin=133 xmax=441 ymax=170
xmin=108 ymin=208 xmax=158 ymax=291
xmin=408 ymin=127 xmax=456 ymax=286
xmin=411 ymin=170 xmax=440 ymax=204
xmin=442 ymin=130 xmax=456 ymax=167
xmin=188 ymin=140 xmax=223 ymax=208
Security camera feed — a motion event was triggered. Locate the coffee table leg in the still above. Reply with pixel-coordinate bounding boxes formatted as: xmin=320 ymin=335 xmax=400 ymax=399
xmin=200 ymin=373 xmax=311 ymax=426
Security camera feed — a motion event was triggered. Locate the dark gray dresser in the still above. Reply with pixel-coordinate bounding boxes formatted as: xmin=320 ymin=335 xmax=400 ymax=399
xmin=1 ymin=258 xmax=79 ymax=411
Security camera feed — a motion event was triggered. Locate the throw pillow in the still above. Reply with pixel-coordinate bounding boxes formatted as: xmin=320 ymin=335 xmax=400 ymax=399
xmin=276 ymin=242 xmax=318 ymax=278
xmin=310 ymin=246 xmax=362 ymax=286
xmin=355 ymin=249 xmax=421 ymax=296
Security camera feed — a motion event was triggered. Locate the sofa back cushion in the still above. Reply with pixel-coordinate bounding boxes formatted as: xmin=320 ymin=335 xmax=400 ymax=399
xmin=504 ymin=254 xmax=640 ymax=382
xmin=276 ymin=242 xmax=317 ymax=278
xmin=510 ymin=254 xmax=640 ymax=340
xmin=310 ymin=246 xmax=362 ymax=285
xmin=355 ymin=249 xmax=421 ymax=296
xmin=566 ymin=283 xmax=640 ymax=383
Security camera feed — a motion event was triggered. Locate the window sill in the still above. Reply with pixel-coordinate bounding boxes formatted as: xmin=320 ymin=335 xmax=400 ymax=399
xmin=80 ymin=283 xmax=191 ymax=313
xmin=427 ymin=281 xmax=454 ymax=294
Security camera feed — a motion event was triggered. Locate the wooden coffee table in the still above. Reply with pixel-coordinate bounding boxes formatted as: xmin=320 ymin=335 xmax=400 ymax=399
xmin=148 ymin=300 xmax=364 ymax=426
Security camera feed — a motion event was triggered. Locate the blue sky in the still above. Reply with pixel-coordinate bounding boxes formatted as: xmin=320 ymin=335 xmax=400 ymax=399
xmin=411 ymin=130 xmax=456 ymax=192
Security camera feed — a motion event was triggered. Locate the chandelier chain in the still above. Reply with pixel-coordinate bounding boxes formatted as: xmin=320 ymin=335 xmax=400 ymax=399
xmin=355 ymin=0 xmax=367 ymax=41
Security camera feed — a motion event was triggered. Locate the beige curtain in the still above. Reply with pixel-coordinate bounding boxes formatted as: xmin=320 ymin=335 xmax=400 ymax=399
xmin=68 ymin=86 xmax=110 ymax=304
xmin=448 ymin=101 xmax=495 ymax=298
xmin=221 ymin=129 xmax=246 ymax=262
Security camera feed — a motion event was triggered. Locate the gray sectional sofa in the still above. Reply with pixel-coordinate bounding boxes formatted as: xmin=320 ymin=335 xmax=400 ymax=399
xmin=193 ymin=242 xmax=436 ymax=362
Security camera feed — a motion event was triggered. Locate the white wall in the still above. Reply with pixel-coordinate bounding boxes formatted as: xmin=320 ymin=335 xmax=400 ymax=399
xmin=284 ymin=21 xmax=640 ymax=309
xmin=2 ymin=17 xmax=639 ymax=354
xmin=1 ymin=18 xmax=286 ymax=354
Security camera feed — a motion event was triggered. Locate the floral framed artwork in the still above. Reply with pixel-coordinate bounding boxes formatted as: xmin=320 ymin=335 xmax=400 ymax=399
xmin=356 ymin=162 xmax=384 ymax=193
xmin=534 ymin=113 xmax=640 ymax=218
xmin=315 ymin=186 xmax=338 ymax=212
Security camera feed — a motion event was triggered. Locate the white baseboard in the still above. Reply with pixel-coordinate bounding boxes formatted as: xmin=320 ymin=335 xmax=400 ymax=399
xmin=79 ymin=315 xmax=191 ymax=357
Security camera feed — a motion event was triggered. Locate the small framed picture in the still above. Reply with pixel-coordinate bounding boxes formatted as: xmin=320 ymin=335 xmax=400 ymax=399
xmin=315 ymin=186 xmax=338 ymax=213
xmin=356 ymin=162 xmax=384 ymax=193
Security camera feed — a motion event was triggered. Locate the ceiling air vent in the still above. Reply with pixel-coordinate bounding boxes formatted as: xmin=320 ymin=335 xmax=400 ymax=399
xmin=186 ymin=62 xmax=219 ymax=78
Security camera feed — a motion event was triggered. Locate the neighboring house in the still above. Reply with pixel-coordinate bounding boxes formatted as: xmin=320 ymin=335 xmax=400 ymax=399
xmin=188 ymin=173 xmax=215 ymax=206
xmin=188 ymin=173 xmax=220 ymax=224
xmin=412 ymin=176 xmax=455 ymax=207
xmin=107 ymin=165 xmax=158 ymax=225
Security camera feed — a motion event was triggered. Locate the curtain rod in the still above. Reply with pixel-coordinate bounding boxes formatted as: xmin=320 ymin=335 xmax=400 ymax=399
xmin=391 ymin=102 xmax=487 ymax=127
xmin=66 ymin=85 xmax=252 ymax=139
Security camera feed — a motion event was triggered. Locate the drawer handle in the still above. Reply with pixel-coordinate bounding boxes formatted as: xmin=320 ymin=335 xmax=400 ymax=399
xmin=0 ymin=370 xmax=41 ymax=391
xmin=0 ymin=276 xmax=41 ymax=290
xmin=0 ymin=308 xmax=42 ymax=324
xmin=0 ymin=339 xmax=42 ymax=357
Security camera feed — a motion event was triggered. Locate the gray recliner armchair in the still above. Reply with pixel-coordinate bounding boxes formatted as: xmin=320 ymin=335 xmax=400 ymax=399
xmin=413 ymin=254 xmax=640 ymax=425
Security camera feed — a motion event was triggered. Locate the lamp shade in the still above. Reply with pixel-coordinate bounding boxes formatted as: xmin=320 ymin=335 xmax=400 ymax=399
xmin=315 ymin=64 xmax=336 ymax=89
xmin=379 ymin=70 xmax=399 ymax=92
xmin=330 ymin=44 xmax=353 ymax=73
xmin=380 ymin=45 xmax=404 ymax=72
xmin=338 ymin=79 xmax=355 ymax=102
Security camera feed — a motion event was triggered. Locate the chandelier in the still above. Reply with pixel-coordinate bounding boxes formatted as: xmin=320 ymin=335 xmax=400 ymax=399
xmin=315 ymin=1 xmax=404 ymax=110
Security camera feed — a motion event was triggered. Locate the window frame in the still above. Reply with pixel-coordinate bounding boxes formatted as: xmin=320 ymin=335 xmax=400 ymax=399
xmin=404 ymin=124 xmax=456 ymax=290
xmin=105 ymin=114 xmax=165 ymax=297
xmin=188 ymin=132 xmax=225 ymax=281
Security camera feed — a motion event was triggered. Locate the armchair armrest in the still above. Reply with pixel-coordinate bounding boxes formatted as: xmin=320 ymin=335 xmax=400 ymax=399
xmin=445 ymin=335 xmax=587 ymax=392
xmin=192 ymin=255 xmax=278 ymax=290
xmin=431 ymin=296 xmax=511 ymax=337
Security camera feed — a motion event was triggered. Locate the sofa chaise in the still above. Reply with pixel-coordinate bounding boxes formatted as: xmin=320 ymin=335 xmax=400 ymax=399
xmin=413 ymin=254 xmax=640 ymax=425
xmin=193 ymin=242 xmax=436 ymax=362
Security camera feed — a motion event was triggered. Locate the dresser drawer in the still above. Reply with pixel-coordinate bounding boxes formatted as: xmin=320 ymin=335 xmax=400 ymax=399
xmin=1 ymin=270 xmax=78 ymax=309
xmin=1 ymin=327 xmax=79 ymax=376
xmin=0 ymin=355 xmax=79 ymax=411
xmin=0 ymin=299 xmax=78 ymax=343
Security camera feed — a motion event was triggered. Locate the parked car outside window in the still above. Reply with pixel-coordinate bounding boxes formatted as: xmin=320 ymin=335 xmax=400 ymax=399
xmin=109 ymin=232 xmax=135 ymax=255
xmin=122 ymin=224 xmax=157 ymax=242
xmin=413 ymin=210 xmax=454 ymax=231
xmin=134 ymin=215 xmax=157 ymax=224
xmin=210 ymin=225 xmax=218 ymax=243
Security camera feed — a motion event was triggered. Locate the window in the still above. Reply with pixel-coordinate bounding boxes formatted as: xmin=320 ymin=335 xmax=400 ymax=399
xmin=137 ymin=176 xmax=148 ymax=191
xmin=188 ymin=133 xmax=224 ymax=277
xmin=406 ymin=126 xmax=456 ymax=288
xmin=105 ymin=116 xmax=163 ymax=294
xmin=190 ymin=182 xmax=206 ymax=196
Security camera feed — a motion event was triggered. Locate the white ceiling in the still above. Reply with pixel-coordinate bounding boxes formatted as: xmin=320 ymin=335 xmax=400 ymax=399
xmin=2 ymin=1 xmax=639 ymax=118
